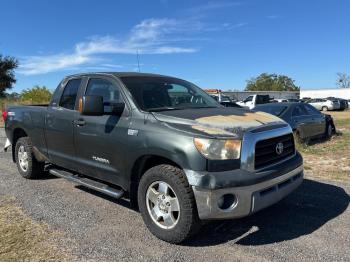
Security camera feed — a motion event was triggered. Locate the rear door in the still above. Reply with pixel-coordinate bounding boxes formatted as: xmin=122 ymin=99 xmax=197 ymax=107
xmin=73 ymin=76 xmax=131 ymax=186
xmin=45 ymin=78 xmax=83 ymax=170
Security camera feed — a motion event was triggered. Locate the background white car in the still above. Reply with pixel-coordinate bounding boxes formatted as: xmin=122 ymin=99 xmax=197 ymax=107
xmin=307 ymin=98 xmax=340 ymax=111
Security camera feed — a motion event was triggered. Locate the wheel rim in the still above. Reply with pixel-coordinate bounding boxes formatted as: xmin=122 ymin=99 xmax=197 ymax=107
xmin=18 ymin=145 xmax=29 ymax=172
xmin=146 ymin=181 xmax=180 ymax=230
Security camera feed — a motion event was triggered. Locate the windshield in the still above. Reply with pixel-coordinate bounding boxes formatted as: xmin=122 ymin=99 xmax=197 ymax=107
xmin=120 ymin=76 xmax=220 ymax=111
xmin=255 ymin=105 xmax=288 ymax=116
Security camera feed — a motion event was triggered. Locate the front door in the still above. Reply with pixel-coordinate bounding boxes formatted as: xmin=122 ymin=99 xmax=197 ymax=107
xmin=45 ymin=78 xmax=82 ymax=170
xmin=74 ymin=76 xmax=131 ymax=186
xmin=303 ymin=104 xmax=326 ymax=135
xmin=291 ymin=105 xmax=312 ymax=138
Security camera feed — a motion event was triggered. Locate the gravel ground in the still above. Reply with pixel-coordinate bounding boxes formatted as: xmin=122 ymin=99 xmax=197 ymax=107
xmin=0 ymin=128 xmax=349 ymax=261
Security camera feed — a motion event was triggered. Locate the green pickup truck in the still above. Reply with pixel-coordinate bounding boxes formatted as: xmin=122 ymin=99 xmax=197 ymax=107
xmin=3 ymin=72 xmax=303 ymax=243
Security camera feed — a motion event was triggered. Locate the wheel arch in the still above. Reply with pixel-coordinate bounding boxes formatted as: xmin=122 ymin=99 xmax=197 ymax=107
xmin=11 ymin=128 xmax=28 ymax=162
xmin=129 ymin=154 xmax=183 ymax=208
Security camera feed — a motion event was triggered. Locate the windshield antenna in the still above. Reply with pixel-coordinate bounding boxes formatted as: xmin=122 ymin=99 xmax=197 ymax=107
xmin=136 ymin=50 xmax=141 ymax=72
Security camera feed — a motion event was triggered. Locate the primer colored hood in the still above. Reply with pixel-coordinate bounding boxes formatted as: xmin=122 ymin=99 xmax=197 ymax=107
xmin=152 ymin=107 xmax=286 ymax=139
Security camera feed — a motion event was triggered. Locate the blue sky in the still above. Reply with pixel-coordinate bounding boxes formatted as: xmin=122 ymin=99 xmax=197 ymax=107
xmin=1 ymin=0 xmax=350 ymax=92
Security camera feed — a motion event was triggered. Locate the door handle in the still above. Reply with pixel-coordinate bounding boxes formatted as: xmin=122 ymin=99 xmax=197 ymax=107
xmin=75 ymin=119 xmax=86 ymax=126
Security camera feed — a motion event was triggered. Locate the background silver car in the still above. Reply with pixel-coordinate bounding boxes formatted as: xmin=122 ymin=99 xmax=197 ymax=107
xmin=307 ymin=98 xmax=340 ymax=111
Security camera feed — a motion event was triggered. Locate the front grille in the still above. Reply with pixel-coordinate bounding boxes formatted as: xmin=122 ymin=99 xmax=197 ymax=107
xmin=254 ymin=134 xmax=295 ymax=169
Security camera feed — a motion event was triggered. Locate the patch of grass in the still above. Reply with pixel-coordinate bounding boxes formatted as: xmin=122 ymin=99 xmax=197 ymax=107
xmin=298 ymin=111 xmax=350 ymax=182
xmin=335 ymin=118 xmax=350 ymax=128
xmin=0 ymin=197 xmax=74 ymax=261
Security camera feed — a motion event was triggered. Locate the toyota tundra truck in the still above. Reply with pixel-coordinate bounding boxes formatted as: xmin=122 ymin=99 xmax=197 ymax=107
xmin=3 ymin=72 xmax=303 ymax=243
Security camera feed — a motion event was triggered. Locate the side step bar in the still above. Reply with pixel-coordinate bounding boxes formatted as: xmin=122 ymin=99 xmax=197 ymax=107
xmin=49 ymin=168 xmax=124 ymax=199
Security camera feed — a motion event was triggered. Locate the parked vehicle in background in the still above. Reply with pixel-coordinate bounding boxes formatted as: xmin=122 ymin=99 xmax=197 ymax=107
xmin=205 ymin=89 xmax=241 ymax=108
xmin=326 ymin=97 xmax=348 ymax=111
xmin=3 ymin=72 xmax=304 ymax=243
xmin=236 ymin=94 xmax=270 ymax=109
xmin=286 ymin=98 xmax=303 ymax=103
xmin=254 ymin=103 xmax=335 ymax=142
xmin=307 ymin=98 xmax=340 ymax=111
xmin=276 ymin=99 xmax=288 ymax=103
xmin=301 ymin=97 xmax=311 ymax=103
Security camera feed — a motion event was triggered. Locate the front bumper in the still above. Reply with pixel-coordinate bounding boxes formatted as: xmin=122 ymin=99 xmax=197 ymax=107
xmin=192 ymin=165 xmax=303 ymax=220
xmin=3 ymin=138 xmax=11 ymax=152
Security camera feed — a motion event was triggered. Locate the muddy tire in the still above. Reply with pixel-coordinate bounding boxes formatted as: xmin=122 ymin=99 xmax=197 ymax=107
xmin=325 ymin=122 xmax=333 ymax=139
xmin=15 ymin=137 xmax=45 ymax=179
xmin=138 ymin=164 xmax=200 ymax=244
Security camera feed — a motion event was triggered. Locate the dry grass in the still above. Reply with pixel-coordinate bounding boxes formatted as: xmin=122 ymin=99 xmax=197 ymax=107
xmin=297 ymin=111 xmax=350 ymax=182
xmin=0 ymin=197 xmax=76 ymax=261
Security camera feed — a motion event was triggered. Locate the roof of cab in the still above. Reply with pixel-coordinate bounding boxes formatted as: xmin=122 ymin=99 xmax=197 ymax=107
xmin=65 ymin=72 xmax=174 ymax=79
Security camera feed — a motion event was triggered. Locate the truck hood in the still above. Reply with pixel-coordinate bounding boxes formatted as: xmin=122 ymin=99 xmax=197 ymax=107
xmin=152 ymin=107 xmax=286 ymax=139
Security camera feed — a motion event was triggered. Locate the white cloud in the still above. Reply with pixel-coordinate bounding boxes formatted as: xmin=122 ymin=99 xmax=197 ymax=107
xmin=19 ymin=18 xmax=197 ymax=75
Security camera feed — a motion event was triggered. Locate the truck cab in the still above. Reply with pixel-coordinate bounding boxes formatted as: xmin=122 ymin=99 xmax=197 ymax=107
xmin=237 ymin=94 xmax=270 ymax=109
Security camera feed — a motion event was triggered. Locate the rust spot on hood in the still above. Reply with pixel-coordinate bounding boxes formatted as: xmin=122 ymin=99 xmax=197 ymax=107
xmin=191 ymin=112 xmax=282 ymax=136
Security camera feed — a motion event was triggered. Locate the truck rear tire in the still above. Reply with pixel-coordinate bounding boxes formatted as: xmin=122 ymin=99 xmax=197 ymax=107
xmin=138 ymin=164 xmax=200 ymax=244
xmin=15 ymin=137 xmax=45 ymax=179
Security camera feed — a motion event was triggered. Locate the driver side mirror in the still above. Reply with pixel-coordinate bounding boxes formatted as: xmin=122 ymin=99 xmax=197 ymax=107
xmin=79 ymin=95 xmax=104 ymax=116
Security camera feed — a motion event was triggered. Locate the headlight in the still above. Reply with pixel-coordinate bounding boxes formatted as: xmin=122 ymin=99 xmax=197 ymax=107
xmin=194 ymin=138 xmax=241 ymax=160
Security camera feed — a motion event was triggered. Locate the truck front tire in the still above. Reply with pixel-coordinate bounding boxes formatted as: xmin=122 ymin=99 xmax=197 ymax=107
xmin=15 ymin=137 xmax=45 ymax=179
xmin=138 ymin=164 xmax=200 ymax=243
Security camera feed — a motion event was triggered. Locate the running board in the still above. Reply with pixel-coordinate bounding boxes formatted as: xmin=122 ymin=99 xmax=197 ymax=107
xmin=49 ymin=168 xmax=124 ymax=199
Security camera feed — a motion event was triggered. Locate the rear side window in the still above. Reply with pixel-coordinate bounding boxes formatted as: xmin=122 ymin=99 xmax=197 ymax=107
xmin=256 ymin=95 xmax=269 ymax=104
xmin=60 ymin=79 xmax=82 ymax=110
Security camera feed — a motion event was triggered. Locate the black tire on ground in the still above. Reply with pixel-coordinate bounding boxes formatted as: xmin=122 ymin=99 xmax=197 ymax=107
xmin=325 ymin=122 xmax=333 ymax=139
xmin=322 ymin=106 xmax=328 ymax=112
xmin=15 ymin=137 xmax=45 ymax=179
xmin=138 ymin=164 xmax=200 ymax=244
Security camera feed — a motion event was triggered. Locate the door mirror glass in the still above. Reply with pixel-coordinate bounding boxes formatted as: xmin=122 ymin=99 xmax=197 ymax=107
xmin=79 ymin=95 xmax=104 ymax=116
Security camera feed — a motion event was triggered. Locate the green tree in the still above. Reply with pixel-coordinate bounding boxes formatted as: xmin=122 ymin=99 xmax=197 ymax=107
xmin=245 ymin=73 xmax=300 ymax=91
xmin=21 ymin=86 xmax=52 ymax=104
xmin=0 ymin=55 xmax=18 ymax=97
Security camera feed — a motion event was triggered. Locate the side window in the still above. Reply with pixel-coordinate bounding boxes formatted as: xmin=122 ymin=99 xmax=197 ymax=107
xmin=85 ymin=78 xmax=123 ymax=113
xmin=292 ymin=106 xmax=304 ymax=116
xmin=60 ymin=79 xmax=82 ymax=110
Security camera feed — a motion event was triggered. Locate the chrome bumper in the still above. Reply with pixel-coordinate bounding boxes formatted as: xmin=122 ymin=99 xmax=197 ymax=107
xmin=192 ymin=165 xmax=303 ymax=220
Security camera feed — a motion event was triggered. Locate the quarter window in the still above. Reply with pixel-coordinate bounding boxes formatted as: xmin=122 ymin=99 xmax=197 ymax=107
xmin=60 ymin=79 xmax=82 ymax=110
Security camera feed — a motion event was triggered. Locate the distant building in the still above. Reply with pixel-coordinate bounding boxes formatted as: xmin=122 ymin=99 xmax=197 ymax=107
xmin=300 ymin=88 xmax=350 ymax=99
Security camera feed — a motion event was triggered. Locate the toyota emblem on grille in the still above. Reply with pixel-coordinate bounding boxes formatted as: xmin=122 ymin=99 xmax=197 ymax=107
xmin=276 ymin=142 xmax=284 ymax=155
